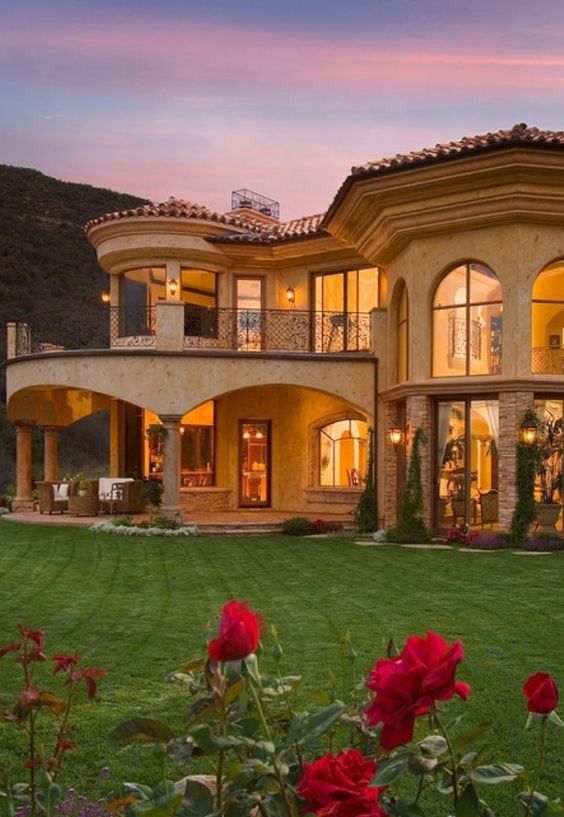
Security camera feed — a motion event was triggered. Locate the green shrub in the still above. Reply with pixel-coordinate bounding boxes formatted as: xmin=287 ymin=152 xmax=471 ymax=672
xmin=386 ymin=427 xmax=431 ymax=544
xmin=112 ymin=515 xmax=134 ymax=527
xmin=355 ymin=428 xmax=377 ymax=532
xmin=282 ymin=517 xmax=314 ymax=536
xmin=150 ymin=514 xmax=181 ymax=530
xmin=510 ymin=409 xmax=540 ymax=547
xmin=140 ymin=478 xmax=163 ymax=509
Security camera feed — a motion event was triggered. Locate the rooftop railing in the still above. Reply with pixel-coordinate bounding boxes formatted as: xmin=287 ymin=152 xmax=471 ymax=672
xmin=8 ymin=306 xmax=373 ymax=358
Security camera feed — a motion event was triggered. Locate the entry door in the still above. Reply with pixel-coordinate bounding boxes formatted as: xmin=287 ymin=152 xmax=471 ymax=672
xmin=239 ymin=421 xmax=271 ymax=507
xmin=435 ymin=399 xmax=499 ymax=529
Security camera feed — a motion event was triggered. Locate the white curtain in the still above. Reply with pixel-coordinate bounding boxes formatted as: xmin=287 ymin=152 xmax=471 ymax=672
xmin=437 ymin=402 xmax=453 ymax=465
xmin=483 ymin=400 xmax=499 ymax=447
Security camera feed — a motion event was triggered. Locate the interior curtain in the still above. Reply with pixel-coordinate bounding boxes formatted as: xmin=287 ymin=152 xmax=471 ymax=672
xmin=483 ymin=400 xmax=499 ymax=447
xmin=437 ymin=402 xmax=453 ymax=465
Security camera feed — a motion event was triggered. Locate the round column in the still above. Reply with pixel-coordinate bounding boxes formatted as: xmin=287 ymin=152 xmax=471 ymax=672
xmin=159 ymin=414 xmax=183 ymax=520
xmin=43 ymin=427 xmax=59 ymax=483
xmin=14 ymin=424 xmax=34 ymax=511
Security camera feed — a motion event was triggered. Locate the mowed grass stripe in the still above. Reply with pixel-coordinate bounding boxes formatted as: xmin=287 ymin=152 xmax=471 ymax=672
xmin=0 ymin=523 xmax=561 ymax=814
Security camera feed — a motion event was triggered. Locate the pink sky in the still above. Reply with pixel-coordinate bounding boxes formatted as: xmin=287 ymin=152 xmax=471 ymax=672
xmin=2 ymin=1 xmax=564 ymax=219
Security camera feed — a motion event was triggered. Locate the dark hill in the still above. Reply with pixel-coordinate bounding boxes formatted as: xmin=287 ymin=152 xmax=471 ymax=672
xmin=0 ymin=165 xmax=150 ymax=493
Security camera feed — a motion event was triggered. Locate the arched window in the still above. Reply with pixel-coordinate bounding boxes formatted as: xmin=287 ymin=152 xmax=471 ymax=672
xmin=432 ymin=263 xmax=502 ymax=377
xmin=531 ymin=262 xmax=564 ymax=374
xmin=397 ymin=283 xmax=408 ymax=382
xmin=319 ymin=419 xmax=368 ymax=487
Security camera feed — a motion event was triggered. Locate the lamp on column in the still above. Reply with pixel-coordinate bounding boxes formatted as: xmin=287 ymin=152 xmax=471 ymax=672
xmin=168 ymin=278 xmax=179 ymax=297
xmin=388 ymin=426 xmax=403 ymax=451
xmin=520 ymin=420 xmax=537 ymax=446
xmin=101 ymin=291 xmax=110 ymax=304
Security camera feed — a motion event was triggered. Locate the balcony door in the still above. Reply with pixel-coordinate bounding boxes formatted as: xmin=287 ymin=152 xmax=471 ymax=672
xmin=239 ymin=421 xmax=270 ymax=507
xmin=235 ymin=278 xmax=264 ymax=351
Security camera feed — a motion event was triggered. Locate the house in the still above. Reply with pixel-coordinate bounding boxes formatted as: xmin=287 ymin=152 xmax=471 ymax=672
xmin=5 ymin=123 xmax=564 ymax=532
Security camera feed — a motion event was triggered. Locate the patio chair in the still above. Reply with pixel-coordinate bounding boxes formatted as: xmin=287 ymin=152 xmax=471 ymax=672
xmin=37 ymin=481 xmax=69 ymax=514
xmin=99 ymin=478 xmax=143 ymax=514
xmin=479 ymin=490 xmax=499 ymax=528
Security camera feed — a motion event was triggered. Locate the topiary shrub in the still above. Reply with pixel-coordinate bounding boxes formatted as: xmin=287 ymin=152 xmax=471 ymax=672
xmin=282 ymin=517 xmax=314 ymax=536
xmin=355 ymin=428 xmax=377 ymax=533
xmin=509 ymin=409 xmax=540 ymax=547
xmin=386 ymin=427 xmax=431 ymax=544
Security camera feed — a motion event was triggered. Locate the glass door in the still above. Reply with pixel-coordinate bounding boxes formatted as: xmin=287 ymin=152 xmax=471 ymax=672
xmin=435 ymin=399 xmax=499 ymax=529
xmin=239 ymin=421 xmax=270 ymax=507
xmin=236 ymin=278 xmax=263 ymax=350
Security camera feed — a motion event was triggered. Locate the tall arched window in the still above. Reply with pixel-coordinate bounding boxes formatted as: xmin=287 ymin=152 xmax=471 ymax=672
xmin=433 ymin=263 xmax=502 ymax=377
xmin=397 ymin=283 xmax=408 ymax=382
xmin=531 ymin=261 xmax=564 ymax=374
xmin=319 ymin=419 xmax=368 ymax=486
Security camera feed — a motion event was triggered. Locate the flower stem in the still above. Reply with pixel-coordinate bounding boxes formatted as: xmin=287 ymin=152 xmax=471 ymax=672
xmin=525 ymin=717 xmax=548 ymax=817
xmin=433 ymin=709 xmax=459 ymax=805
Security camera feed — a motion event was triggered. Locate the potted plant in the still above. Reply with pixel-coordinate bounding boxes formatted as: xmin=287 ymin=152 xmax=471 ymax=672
xmin=536 ymin=414 xmax=563 ymax=531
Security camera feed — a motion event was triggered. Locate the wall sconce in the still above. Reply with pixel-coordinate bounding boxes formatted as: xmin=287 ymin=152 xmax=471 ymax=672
xmin=286 ymin=286 xmax=296 ymax=304
xmin=388 ymin=427 xmax=403 ymax=451
xmin=168 ymin=278 xmax=179 ymax=297
xmin=520 ymin=422 xmax=537 ymax=446
xmin=101 ymin=291 xmax=110 ymax=304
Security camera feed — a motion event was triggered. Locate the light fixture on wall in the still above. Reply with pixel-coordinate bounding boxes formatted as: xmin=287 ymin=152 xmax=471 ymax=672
xmin=286 ymin=286 xmax=296 ymax=303
xmin=388 ymin=426 xmax=403 ymax=451
xmin=168 ymin=278 xmax=179 ymax=297
xmin=255 ymin=429 xmax=264 ymax=439
xmin=520 ymin=420 xmax=537 ymax=446
xmin=101 ymin=291 xmax=110 ymax=304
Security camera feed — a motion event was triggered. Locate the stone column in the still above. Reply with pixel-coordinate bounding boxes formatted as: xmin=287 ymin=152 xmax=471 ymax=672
xmin=498 ymin=391 xmax=535 ymax=530
xmin=13 ymin=424 xmax=34 ymax=511
xmin=109 ymin=399 xmax=125 ymax=477
xmin=43 ymin=427 xmax=59 ymax=482
xmin=405 ymin=395 xmax=433 ymax=528
xmin=160 ymin=415 xmax=183 ymax=521
xmin=384 ymin=401 xmax=400 ymax=528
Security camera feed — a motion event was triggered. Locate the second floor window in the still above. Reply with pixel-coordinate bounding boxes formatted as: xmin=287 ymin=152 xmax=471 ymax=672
xmin=433 ymin=263 xmax=502 ymax=377
xmin=313 ymin=268 xmax=378 ymax=352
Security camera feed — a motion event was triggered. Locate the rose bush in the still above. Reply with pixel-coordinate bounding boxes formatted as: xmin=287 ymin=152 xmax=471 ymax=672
xmin=108 ymin=600 xmax=562 ymax=817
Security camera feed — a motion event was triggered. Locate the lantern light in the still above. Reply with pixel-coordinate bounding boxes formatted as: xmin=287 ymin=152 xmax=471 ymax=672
xmin=101 ymin=291 xmax=110 ymax=304
xmin=286 ymin=286 xmax=296 ymax=303
xmin=388 ymin=427 xmax=403 ymax=450
xmin=520 ymin=422 xmax=537 ymax=446
xmin=168 ymin=278 xmax=179 ymax=297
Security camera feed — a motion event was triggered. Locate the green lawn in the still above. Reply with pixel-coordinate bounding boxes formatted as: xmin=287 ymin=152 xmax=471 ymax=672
xmin=0 ymin=522 xmax=562 ymax=814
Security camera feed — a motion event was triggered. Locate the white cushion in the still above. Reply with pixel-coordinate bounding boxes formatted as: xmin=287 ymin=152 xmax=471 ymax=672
xmin=56 ymin=483 xmax=69 ymax=499
xmin=99 ymin=477 xmax=133 ymax=500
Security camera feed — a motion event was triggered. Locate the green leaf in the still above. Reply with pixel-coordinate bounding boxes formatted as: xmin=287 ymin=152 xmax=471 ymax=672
xmin=471 ymin=763 xmax=524 ymax=784
xmin=286 ymin=702 xmax=345 ymax=746
xmin=187 ymin=696 xmax=218 ymax=725
xmin=548 ymin=710 xmax=564 ymax=728
xmin=123 ymin=783 xmax=154 ymax=800
xmin=178 ymin=659 xmax=205 ymax=674
xmin=453 ymin=722 xmax=493 ymax=752
xmin=419 ymin=735 xmax=448 ymax=757
xmin=110 ymin=718 xmax=175 ymax=743
xmin=244 ymin=654 xmax=261 ymax=685
xmin=396 ymin=804 xmax=425 ymax=817
xmin=408 ymin=755 xmax=438 ymax=775
xmin=455 ymin=783 xmax=480 ymax=817
xmin=225 ymin=678 xmax=245 ymax=704
xmin=369 ymin=753 xmax=412 ymax=786
xmin=518 ymin=792 xmax=549 ymax=817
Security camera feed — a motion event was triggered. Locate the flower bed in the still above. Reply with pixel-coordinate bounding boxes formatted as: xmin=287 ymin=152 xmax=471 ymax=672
xmin=89 ymin=519 xmax=199 ymax=537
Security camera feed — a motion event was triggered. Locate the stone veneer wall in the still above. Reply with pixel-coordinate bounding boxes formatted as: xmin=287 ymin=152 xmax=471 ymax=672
xmin=498 ymin=391 xmax=535 ymax=531
xmin=181 ymin=489 xmax=231 ymax=513
xmin=384 ymin=401 xmax=400 ymax=528
xmin=405 ymin=395 xmax=433 ymax=528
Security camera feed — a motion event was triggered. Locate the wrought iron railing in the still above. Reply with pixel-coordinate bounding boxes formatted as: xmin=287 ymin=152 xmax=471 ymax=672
xmin=531 ymin=346 xmax=564 ymax=374
xmin=183 ymin=307 xmax=372 ymax=353
xmin=10 ymin=306 xmax=371 ymax=357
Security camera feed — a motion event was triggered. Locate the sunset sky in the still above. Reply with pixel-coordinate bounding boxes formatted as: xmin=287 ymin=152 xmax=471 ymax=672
xmin=2 ymin=0 xmax=564 ymax=219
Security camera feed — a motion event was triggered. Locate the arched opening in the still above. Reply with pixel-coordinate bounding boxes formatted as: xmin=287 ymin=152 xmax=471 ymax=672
xmin=319 ymin=418 xmax=368 ymax=487
xmin=432 ymin=263 xmax=502 ymax=377
xmin=531 ymin=261 xmax=564 ymax=374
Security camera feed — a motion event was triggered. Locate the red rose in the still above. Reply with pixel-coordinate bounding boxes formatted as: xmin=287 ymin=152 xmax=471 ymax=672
xmin=365 ymin=631 xmax=471 ymax=750
xmin=297 ymin=749 xmax=387 ymax=817
xmin=208 ymin=600 xmax=261 ymax=662
xmin=523 ymin=673 xmax=559 ymax=714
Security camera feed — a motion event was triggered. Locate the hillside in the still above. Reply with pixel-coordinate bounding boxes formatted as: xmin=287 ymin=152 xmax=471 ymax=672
xmin=0 ymin=164 xmax=150 ymax=493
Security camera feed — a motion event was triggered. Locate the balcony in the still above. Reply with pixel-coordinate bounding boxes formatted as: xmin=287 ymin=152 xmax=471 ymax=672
xmin=531 ymin=346 xmax=564 ymax=374
xmin=8 ymin=305 xmax=373 ymax=359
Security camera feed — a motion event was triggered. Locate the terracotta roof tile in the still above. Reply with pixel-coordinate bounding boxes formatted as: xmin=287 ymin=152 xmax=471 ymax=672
xmin=350 ymin=123 xmax=564 ymax=177
xmin=84 ymin=197 xmax=270 ymax=234
xmin=213 ymin=213 xmax=326 ymax=244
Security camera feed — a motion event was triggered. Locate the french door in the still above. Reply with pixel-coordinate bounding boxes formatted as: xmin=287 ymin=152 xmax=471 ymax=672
xmin=434 ymin=398 xmax=499 ymax=529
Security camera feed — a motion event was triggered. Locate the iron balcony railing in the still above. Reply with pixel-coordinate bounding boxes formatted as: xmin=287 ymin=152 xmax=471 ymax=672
xmin=531 ymin=346 xmax=564 ymax=374
xmin=183 ymin=307 xmax=372 ymax=353
xmin=10 ymin=306 xmax=372 ymax=357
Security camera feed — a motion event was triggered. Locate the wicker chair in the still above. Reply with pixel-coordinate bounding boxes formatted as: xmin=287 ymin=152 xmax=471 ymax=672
xmin=37 ymin=481 xmax=69 ymax=514
xmin=99 ymin=479 xmax=144 ymax=514
xmin=479 ymin=490 xmax=499 ymax=528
